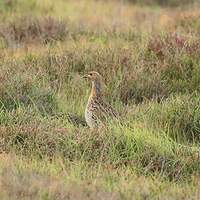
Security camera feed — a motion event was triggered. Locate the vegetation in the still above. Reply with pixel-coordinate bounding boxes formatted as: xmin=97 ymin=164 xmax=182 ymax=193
xmin=0 ymin=0 xmax=200 ymax=199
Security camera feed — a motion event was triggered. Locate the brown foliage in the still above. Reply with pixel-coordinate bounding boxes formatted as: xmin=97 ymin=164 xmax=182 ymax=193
xmin=0 ymin=16 xmax=67 ymax=47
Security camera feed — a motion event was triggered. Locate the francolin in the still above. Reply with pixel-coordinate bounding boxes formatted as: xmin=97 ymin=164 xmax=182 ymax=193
xmin=84 ymin=71 xmax=118 ymax=128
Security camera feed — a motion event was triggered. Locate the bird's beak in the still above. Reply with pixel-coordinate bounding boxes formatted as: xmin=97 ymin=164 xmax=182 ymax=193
xmin=83 ymin=74 xmax=89 ymax=79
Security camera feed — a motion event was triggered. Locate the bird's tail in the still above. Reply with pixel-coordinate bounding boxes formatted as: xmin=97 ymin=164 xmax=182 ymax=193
xmin=51 ymin=112 xmax=88 ymax=127
xmin=66 ymin=113 xmax=88 ymax=127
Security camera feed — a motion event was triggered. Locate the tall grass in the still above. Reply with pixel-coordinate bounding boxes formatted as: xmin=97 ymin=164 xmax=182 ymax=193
xmin=0 ymin=0 xmax=200 ymax=199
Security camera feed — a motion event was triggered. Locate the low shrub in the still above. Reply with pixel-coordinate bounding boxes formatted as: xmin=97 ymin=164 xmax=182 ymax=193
xmin=128 ymin=0 xmax=196 ymax=7
xmin=0 ymin=108 xmax=199 ymax=180
xmin=133 ymin=95 xmax=200 ymax=142
xmin=0 ymin=16 xmax=67 ymax=47
xmin=0 ymin=61 xmax=58 ymax=114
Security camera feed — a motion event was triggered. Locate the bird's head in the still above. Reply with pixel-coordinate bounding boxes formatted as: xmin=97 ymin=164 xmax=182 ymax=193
xmin=83 ymin=71 xmax=102 ymax=82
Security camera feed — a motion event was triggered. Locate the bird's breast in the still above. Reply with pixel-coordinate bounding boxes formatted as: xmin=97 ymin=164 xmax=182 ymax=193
xmin=85 ymin=102 xmax=97 ymax=128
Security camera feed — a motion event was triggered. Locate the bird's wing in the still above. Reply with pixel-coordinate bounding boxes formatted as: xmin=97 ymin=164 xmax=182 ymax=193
xmin=92 ymin=98 xmax=119 ymax=123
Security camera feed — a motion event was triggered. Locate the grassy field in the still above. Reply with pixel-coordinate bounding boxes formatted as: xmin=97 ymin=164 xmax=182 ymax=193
xmin=0 ymin=0 xmax=200 ymax=199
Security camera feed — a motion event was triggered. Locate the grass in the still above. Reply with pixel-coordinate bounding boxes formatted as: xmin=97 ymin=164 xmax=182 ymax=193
xmin=0 ymin=154 xmax=198 ymax=200
xmin=0 ymin=0 xmax=200 ymax=199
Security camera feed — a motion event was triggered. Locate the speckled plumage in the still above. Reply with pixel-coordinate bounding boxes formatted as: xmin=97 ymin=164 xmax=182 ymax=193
xmin=84 ymin=71 xmax=118 ymax=128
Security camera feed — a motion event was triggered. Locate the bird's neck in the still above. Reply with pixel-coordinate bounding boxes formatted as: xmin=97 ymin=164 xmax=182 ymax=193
xmin=90 ymin=80 xmax=102 ymax=98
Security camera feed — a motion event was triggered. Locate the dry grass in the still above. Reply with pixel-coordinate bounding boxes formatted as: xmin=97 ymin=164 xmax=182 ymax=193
xmin=0 ymin=0 xmax=200 ymax=199
xmin=0 ymin=154 xmax=198 ymax=200
xmin=0 ymin=16 xmax=67 ymax=48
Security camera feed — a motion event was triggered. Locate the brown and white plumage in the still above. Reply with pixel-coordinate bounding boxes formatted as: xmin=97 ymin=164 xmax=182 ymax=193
xmin=84 ymin=71 xmax=118 ymax=128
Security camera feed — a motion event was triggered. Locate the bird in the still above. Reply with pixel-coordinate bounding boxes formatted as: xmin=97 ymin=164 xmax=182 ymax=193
xmin=67 ymin=112 xmax=88 ymax=127
xmin=52 ymin=112 xmax=88 ymax=127
xmin=83 ymin=71 xmax=119 ymax=128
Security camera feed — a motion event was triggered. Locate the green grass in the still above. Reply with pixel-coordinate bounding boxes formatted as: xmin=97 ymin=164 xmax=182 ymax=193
xmin=0 ymin=154 xmax=197 ymax=200
xmin=0 ymin=0 xmax=200 ymax=199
